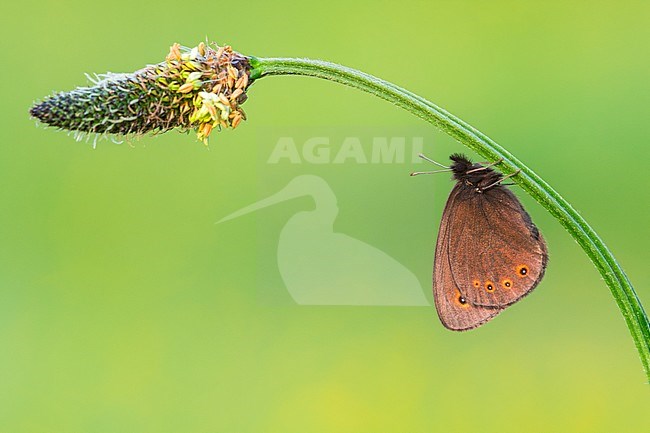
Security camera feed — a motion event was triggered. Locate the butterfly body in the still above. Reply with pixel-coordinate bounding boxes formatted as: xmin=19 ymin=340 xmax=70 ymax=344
xmin=433 ymin=154 xmax=548 ymax=331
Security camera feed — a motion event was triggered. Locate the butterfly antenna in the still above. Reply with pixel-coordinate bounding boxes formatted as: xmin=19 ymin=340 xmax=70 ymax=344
xmin=410 ymin=169 xmax=453 ymax=176
xmin=417 ymin=153 xmax=449 ymax=168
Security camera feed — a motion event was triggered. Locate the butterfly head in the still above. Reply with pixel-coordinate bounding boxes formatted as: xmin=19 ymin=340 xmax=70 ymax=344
xmin=449 ymin=153 xmax=502 ymax=189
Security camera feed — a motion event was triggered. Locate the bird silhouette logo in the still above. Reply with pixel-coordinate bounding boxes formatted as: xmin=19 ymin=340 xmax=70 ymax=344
xmin=218 ymin=175 xmax=429 ymax=306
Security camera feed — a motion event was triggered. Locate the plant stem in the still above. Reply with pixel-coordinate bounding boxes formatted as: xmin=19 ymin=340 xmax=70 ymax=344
xmin=249 ymin=56 xmax=650 ymax=380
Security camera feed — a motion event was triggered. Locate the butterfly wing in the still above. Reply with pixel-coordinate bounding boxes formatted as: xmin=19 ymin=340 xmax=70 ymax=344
xmin=434 ymin=186 xmax=503 ymax=330
xmin=445 ymin=185 xmax=548 ymax=307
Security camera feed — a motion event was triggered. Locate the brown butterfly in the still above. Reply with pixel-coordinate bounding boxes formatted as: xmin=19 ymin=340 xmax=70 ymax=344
xmin=413 ymin=154 xmax=548 ymax=330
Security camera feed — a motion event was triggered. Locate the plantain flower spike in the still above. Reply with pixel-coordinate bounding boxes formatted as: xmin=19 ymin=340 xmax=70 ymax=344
xmin=29 ymin=42 xmax=253 ymax=145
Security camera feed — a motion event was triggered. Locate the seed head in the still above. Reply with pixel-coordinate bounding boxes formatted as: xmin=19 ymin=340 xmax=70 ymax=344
xmin=30 ymin=42 xmax=253 ymax=145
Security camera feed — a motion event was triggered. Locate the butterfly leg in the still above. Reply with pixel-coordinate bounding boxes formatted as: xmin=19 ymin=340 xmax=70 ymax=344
xmin=483 ymin=169 xmax=521 ymax=190
xmin=466 ymin=157 xmax=504 ymax=173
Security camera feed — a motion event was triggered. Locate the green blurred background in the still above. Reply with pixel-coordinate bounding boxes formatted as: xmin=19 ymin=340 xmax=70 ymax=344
xmin=2 ymin=0 xmax=650 ymax=431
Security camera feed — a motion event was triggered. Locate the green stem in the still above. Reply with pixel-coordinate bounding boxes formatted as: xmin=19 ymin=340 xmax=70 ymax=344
xmin=249 ymin=56 xmax=650 ymax=380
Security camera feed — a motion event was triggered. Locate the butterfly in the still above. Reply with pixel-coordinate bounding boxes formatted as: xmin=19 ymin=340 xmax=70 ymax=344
xmin=413 ymin=154 xmax=548 ymax=330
